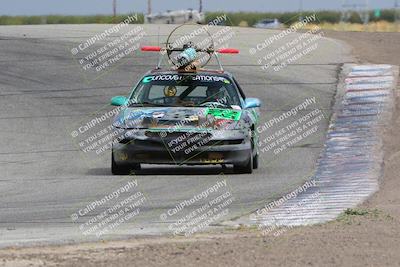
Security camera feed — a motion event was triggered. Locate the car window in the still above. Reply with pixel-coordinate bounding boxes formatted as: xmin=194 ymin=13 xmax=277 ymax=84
xmin=130 ymin=74 xmax=241 ymax=108
xmin=186 ymin=86 xmax=209 ymax=97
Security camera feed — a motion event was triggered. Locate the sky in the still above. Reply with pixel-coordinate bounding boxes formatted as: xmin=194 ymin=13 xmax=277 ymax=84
xmin=0 ymin=0 xmax=397 ymax=16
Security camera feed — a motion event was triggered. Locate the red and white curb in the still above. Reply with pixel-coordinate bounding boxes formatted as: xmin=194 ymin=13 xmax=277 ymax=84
xmin=231 ymin=64 xmax=398 ymax=227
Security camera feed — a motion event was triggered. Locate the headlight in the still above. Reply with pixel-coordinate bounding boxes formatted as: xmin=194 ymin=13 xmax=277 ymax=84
xmin=112 ymin=120 xmax=125 ymax=129
xmin=113 ymin=119 xmax=147 ymax=129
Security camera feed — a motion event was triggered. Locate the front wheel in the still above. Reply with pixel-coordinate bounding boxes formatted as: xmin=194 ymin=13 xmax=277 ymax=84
xmin=253 ymin=153 xmax=259 ymax=169
xmin=233 ymin=151 xmax=253 ymax=174
xmin=111 ymin=153 xmax=140 ymax=175
xmin=251 ymin=129 xmax=258 ymax=170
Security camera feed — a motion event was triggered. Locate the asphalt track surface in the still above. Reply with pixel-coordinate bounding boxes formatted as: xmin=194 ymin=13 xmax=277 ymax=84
xmin=0 ymin=24 xmax=353 ymax=246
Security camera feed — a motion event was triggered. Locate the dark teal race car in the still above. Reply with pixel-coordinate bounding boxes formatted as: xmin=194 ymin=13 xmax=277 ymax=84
xmin=110 ymin=45 xmax=261 ymax=174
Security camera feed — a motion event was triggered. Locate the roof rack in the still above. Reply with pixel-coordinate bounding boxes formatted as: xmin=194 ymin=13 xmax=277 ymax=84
xmin=141 ymin=45 xmax=239 ymax=72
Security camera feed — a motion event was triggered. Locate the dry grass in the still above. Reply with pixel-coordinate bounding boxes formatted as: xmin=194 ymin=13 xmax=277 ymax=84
xmin=302 ymin=21 xmax=400 ymax=32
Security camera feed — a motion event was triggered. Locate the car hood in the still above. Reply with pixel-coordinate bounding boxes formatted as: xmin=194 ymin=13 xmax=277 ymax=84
xmin=114 ymin=107 xmax=242 ymax=130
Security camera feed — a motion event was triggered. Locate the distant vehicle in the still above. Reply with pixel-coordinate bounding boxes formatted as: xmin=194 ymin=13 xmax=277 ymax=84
xmin=253 ymin=18 xmax=282 ymax=29
xmin=145 ymin=9 xmax=205 ymax=24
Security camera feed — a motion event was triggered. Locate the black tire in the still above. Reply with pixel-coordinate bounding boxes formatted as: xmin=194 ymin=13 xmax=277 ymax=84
xmin=129 ymin=163 xmax=141 ymax=173
xmin=250 ymin=128 xmax=258 ymax=170
xmin=233 ymin=152 xmax=253 ymax=174
xmin=112 ymin=153 xmax=127 ymax=175
xmin=253 ymin=153 xmax=259 ymax=169
xmin=111 ymin=153 xmax=141 ymax=175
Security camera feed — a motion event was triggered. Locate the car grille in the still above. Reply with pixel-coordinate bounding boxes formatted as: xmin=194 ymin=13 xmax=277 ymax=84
xmin=207 ymin=139 xmax=244 ymax=146
xmin=145 ymin=131 xmax=212 ymax=142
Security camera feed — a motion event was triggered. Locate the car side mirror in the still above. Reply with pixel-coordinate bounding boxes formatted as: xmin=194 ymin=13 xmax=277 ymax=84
xmin=244 ymin=98 xmax=261 ymax=109
xmin=111 ymin=96 xmax=127 ymax=106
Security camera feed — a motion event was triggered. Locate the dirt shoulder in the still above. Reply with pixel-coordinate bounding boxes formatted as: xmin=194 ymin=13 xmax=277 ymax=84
xmin=324 ymin=31 xmax=400 ymax=66
xmin=1 ymin=31 xmax=399 ymax=267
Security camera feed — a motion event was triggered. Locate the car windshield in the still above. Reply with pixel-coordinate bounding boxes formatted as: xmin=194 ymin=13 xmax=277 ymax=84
xmin=128 ymin=74 xmax=242 ymax=108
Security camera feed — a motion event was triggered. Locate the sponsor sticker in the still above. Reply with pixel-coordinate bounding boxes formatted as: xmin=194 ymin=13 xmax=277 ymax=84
xmin=142 ymin=75 xmax=231 ymax=84
xmin=207 ymin=108 xmax=242 ymax=121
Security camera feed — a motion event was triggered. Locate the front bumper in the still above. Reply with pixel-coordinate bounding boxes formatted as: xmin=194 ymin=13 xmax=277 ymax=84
xmin=112 ymin=129 xmax=251 ymax=165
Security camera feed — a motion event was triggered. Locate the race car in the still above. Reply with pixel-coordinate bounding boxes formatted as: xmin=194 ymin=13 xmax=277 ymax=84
xmin=110 ymin=43 xmax=261 ymax=174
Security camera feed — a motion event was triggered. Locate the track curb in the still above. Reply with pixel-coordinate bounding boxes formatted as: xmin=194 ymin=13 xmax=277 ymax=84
xmin=230 ymin=63 xmax=399 ymax=227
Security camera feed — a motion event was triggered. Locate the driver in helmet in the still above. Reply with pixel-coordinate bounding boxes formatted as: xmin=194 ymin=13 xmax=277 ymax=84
xmin=205 ymin=85 xmax=224 ymax=103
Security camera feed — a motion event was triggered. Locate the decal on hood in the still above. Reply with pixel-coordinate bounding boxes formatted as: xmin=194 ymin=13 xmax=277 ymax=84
xmin=118 ymin=107 xmax=242 ymax=129
xmin=206 ymin=108 xmax=242 ymax=121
